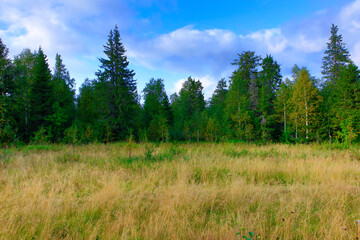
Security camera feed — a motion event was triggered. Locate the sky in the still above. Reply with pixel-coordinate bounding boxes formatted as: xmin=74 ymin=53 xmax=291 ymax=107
xmin=1 ymin=0 xmax=360 ymax=100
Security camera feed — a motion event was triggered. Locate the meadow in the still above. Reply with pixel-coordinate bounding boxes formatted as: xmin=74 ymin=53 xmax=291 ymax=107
xmin=0 ymin=143 xmax=360 ymax=239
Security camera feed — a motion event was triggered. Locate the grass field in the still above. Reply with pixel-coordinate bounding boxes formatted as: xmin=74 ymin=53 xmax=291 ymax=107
xmin=1 ymin=143 xmax=360 ymax=239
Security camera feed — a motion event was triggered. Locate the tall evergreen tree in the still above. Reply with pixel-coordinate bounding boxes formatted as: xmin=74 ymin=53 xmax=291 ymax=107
xmin=49 ymin=53 xmax=76 ymax=141
xmin=96 ymin=25 xmax=139 ymax=140
xmin=29 ymin=47 xmax=54 ymax=135
xmin=322 ymin=24 xmax=351 ymax=85
xmin=321 ymin=24 xmax=352 ymax=140
xmin=258 ymin=55 xmax=282 ymax=141
xmin=225 ymin=51 xmax=261 ymax=140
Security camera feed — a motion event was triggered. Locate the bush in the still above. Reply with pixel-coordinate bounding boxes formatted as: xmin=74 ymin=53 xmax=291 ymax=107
xmin=0 ymin=123 xmax=16 ymax=147
xmin=63 ymin=126 xmax=79 ymax=144
xmin=31 ymin=127 xmax=52 ymax=145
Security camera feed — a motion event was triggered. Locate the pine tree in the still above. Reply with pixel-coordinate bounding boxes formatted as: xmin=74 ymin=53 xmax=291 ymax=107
xmin=96 ymin=25 xmax=138 ymax=140
xmin=29 ymin=47 xmax=54 ymax=135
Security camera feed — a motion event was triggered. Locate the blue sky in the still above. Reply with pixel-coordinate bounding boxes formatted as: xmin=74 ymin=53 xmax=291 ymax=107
xmin=1 ymin=0 xmax=360 ymax=99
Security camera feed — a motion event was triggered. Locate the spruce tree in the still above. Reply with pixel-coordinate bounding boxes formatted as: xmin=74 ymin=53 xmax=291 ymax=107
xmin=96 ymin=25 xmax=138 ymax=140
xmin=321 ymin=24 xmax=352 ymax=140
xmin=29 ymin=47 xmax=54 ymax=135
xmin=258 ymin=55 xmax=282 ymax=141
xmin=225 ymin=51 xmax=261 ymax=140
xmin=49 ymin=54 xmax=76 ymax=141
xmin=322 ymin=24 xmax=351 ymax=85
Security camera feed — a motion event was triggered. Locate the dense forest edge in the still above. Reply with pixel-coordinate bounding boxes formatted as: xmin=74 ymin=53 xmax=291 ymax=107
xmin=0 ymin=24 xmax=359 ymax=147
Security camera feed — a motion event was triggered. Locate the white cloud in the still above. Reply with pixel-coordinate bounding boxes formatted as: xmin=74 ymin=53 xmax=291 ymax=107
xmin=128 ymin=0 xmax=360 ymax=81
xmin=339 ymin=0 xmax=360 ymax=32
xmin=172 ymin=75 xmax=217 ymax=100
xmin=338 ymin=0 xmax=360 ymax=66
xmin=245 ymin=28 xmax=288 ymax=54
xmin=127 ymin=25 xmax=239 ymax=78
xmin=173 ymin=78 xmax=186 ymax=94
xmin=0 ymin=0 xmax=137 ymax=85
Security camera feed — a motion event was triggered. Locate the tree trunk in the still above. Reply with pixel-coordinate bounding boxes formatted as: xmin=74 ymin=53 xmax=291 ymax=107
xmin=197 ymin=129 xmax=199 ymax=143
xmin=283 ymin=103 xmax=286 ymax=133
xmin=304 ymin=88 xmax=308 ymax=139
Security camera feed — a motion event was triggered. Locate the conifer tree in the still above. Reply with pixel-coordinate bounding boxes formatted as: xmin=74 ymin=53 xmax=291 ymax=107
xmin=29 ymin=47 xmax=54 ymax=135
xmin=49 ymin=54 xmax=76 ymax=141
xmin=322 ymin=24 xmax=351 ymax=85
xmin=258 ymin=55 xmax=282 ymax=141
xmin=225 ymin=51 xmax=260 ymax=140
xmin=96 ymin=25 xmax=139 ymax=140
xmin=321 ymin=24 xmax=352 ymax=140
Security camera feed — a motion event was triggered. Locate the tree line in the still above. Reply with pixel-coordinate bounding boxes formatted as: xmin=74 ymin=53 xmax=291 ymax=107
xmin=0 ymin=24 xmax=359 ymax=145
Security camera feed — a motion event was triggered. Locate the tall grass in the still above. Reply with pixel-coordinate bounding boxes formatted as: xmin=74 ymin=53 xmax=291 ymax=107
xmin=0 ymin=143 xmax=359 ymax=239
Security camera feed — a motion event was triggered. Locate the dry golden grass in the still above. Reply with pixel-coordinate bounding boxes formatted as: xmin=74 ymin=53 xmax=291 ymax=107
xmin=1 ymin=143 xmax=360 ymax=239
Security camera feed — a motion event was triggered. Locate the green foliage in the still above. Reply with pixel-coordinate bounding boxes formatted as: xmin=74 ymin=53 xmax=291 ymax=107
xmin=0 ymin=123 xmax=16 ymax=147
xmin=322 ymin=24 xmax=351 ymax=84
xmin=95 ymin=25 xmax=139 ymax=141
xmin=171 ymin=77 xmax=205 ymax=141
xmin=1 ymin=25 xmax=360 ymax=145
xmin=143 ymin=78 xmax=171 ymax=142
xmin=225 ymin=51 xmax=261 ymax=141
xmin=144 ymin=144 xmax=154 ymax=161
xmin=50 ymin=54 xmax=76 ymax=141
xmin=63 ymin=126 xmax=79 ymax=145
xmin=337 ymin=118 xmax=358 ymax=146
xmin=31 ymin=127 xmax=52 ymax=145
xmin=29 ymin=47 xmax=54 ymax=136
xmin=290 ymin=68 xmax=322 ymax=141
xmin=236 ymin=224 xmax=261 ymax=240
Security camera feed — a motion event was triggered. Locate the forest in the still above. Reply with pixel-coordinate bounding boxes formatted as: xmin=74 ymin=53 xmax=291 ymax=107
xmin=0 ymin=24 xmax=359 ymax=146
